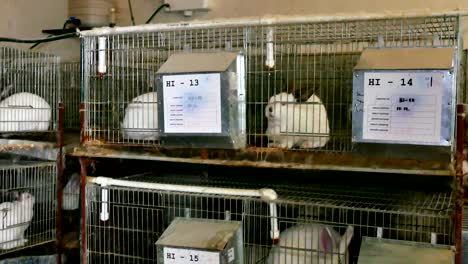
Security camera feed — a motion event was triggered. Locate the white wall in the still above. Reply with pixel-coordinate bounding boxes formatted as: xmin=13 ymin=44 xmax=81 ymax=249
xmin=115 ymin=0 xmax=468 ymax=48
xmin=0 ymin=0 xmax=66 ymax=39
xmin=115 ymin=0 xmax=468 ymax=25
xmin=0 ymin=0 xmax=79 ymax=62
xmin=0 ymin=0 xmax=467 ymax=61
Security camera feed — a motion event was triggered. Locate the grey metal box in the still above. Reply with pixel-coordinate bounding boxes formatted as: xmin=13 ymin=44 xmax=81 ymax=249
xmin=157 ymin=52 xmax=246 ymax=149
xmin=358 ymin=237 xmax=454 ymax=264
xmin=352 ymin=47 xmax=456 ymax=147
xmin=156 ymin=218 xmax=243 ymax=264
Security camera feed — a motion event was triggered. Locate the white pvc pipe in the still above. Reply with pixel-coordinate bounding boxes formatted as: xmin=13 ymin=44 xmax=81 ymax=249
xmin=89 ymin=176 xmax=280 ymax=240
xmin=431 ymin=232 xmax=437 ymax=245
xmin=377 ymin=227 xmax=383 ymax=239
xmin=80 ymin=10 xmax=468 ymax=37
xmin=269 ymin=202 xmax=280 ymax=242
xmin=265 ymin=27 xmax=275 ymax=69
xmin=100 ymin=186 xmax=109 ymax=221
xmin=97 ymin=37 xmax=107 ymax=74
xmin=89 ymin=176 xmax=277 ymax=201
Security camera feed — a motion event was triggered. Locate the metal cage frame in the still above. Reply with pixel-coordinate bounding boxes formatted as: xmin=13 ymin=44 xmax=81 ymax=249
xmin=61 ymin=62 xmax=80 ymax=130
xmin=0 ymin=160 xmax=57 ymax=256
xmin=85 ymin=174 xmax=455 ymax=264
xmin=0 ymin=47 xmax=61 ymax=137
xmin=79 ymin=14 xmax=463 ymax=157
xmin=77 ymin=12 xmax=466 ymax=264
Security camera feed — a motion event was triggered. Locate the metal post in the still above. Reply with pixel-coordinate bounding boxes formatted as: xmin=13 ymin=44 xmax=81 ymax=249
xmin=56 ymin=102 xmax=64 ymax=264
xmin=80 ymin=158 xmax=90 ymax=264
xmin=455 ymin=104 xmax=465 ymax=264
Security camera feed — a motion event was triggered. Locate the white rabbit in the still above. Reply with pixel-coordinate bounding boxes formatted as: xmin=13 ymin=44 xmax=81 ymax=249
xmin=0 ymin=92 xmax=51 ymax=132
xmin=267 ymin=224 xmax=354 ymax=264
xmin=121 ymin=92 xmax=159 ymax=141
xmin=63 ymin=173 xmax=80 ymax=210
xmin=0 ymin=192 xmax=35 ymax=250
xmin=265 ymin=92 xmax=330 ymax=149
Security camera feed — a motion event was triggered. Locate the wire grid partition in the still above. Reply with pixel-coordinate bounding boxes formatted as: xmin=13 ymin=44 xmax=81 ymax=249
xmin=85 ymin=175 xmax=454 ymax=263
xmin=81 ymin=15 xmax=461 ymax=153
xmin=0 ymin=47 xmax=60 ymax=136
xmin=61 ymin=62 xmax=80 ymax=130
xmin=0 ymin=160 xmax=57 ymax=256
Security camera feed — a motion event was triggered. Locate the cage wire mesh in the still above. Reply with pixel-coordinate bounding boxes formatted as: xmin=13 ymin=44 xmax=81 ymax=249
xmin=0 ymin=254 xmax=57 ymax=264
xmin=61 ymin=62 xmax=80 ymax=130
xmin=0 ymin=47 xmax=60 ymax=136
xmin=81 ymin=15 xmax=461 ymax=154
xmin=85 ymin=174 xmax=454 ymax=264
xmin=463 ymin=205 xmax=468 ymax=263
xmin=0 ymin=160 xmax=57 ymax=256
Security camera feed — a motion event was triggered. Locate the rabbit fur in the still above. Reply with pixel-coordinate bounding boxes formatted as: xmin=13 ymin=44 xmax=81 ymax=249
xmin=265 ymin=92 xmax=330 ymax=149
xmin=62 ymin=173 xmax=80 ymax=210
xmin=121 ymin=92 xmax=159 ymax=141
xmin=0 ymin=192 xmax=35 ymax=250
xmin=268 ymin=223 xmax=354 ymax=264
xmin=0 ymin=92 xmax=51 ymax=132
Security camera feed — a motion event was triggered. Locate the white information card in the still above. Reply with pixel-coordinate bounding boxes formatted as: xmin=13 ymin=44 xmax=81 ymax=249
xmin=163 ymin=73 xmax=222 ymax=134
xmin=362 ymin=72 xmax=444 ymax=143
xmin=163 ymin=247 xmax=220 ymax=264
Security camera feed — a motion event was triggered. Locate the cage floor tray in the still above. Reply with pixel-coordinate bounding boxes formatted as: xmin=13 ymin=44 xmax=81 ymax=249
xmin=72 ymin=145 xmax=453 ymax=176
xmin=358 ymin=237 xmax=454 ymax=264
xmin=156 ymin=218 xmax=241 ymax=251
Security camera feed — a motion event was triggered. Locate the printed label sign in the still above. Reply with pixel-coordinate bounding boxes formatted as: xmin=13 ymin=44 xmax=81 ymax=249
xmin=361 ymin=72 xmax=444 ymax=143
xmin=163 ymin=247 xmax=220 ymax=264
xmin=163 ymin=73 xmax=222 ymax=133
xmin=227 ymin=247 xmax=235 ymax=262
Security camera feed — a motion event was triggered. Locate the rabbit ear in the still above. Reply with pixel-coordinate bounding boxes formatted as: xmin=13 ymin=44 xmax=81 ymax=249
xmin=320 ymin=226 xmax=334 ymax=254
xmin=339 ymin=226 xmax=354 ymax=255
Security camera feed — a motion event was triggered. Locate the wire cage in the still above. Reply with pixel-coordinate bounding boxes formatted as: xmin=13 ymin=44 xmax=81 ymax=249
xmin=0 ymin=47 xmax=60 ymax=138
xmin=85 ymin=174 xmax=454 ymax=263
xmin=0 ymin=158 xmax=57 ymax=256
xmin=463 ymin=205 xmax=468 ymax=263
xmin=80 ymin=15 xmax=463 ymax=155
xmin=61 ymin=62 xmax=80 ymax=130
